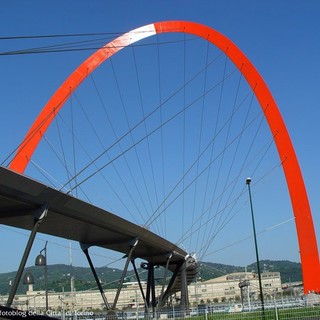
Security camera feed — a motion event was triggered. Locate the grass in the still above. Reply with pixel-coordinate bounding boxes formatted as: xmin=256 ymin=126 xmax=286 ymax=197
xmin=180 ymin=306 xmax=320 ymax=320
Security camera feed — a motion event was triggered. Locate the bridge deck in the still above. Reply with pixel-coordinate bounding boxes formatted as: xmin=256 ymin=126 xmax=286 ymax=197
xmin=0 ymin=166 xmax=187 ymax=267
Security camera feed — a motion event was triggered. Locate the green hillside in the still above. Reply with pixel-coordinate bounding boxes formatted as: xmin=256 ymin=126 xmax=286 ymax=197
xmin=0 ymin=263 xmax=165 ymax=295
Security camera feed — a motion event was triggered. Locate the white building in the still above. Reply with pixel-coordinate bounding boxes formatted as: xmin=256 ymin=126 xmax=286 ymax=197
xmin=4 ymin=272 xmax=282 ymax=312
xmin=189 ymin=271 xmax=282 ymax=304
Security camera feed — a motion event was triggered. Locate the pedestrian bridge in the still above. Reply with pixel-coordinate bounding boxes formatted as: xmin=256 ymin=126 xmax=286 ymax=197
xmin=0 ymin=166 xmax=198 ymax=312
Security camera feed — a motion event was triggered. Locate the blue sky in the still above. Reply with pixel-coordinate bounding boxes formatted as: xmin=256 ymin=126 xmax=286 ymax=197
xmin=0 ymin=0 xmax=320 ymax=277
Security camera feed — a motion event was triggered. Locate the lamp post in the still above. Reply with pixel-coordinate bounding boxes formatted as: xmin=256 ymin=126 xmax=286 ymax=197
xmin=23 ymin=272 xmax=34 ymax=311
xmin=35 ymin=241 xmax=48 ymax=311
xmin=246 ymin=178 xmax=265 ymax=317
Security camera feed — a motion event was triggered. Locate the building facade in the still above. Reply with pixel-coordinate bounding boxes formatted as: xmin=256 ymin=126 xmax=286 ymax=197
xmin=1 ymin=272 xmax=282 ymax=312
xmin=189 ymin=271 xmax=282 ymax=305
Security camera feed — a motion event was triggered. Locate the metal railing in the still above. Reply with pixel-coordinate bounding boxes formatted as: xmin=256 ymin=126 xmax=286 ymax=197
xmin=53 ymin=296 xmax=320 ymax=320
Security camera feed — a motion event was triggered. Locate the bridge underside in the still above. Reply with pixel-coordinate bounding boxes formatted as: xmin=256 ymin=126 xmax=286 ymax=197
xmin=0 ymin=166 xmax=198 ymax=312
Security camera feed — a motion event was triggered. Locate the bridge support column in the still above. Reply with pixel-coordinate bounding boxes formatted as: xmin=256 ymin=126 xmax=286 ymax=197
xmin=131 ymin=259 xmax=148 ymax=312
xmin=146 ymin=263 xmax=155 ymax=311
xmin=6 ymin=204 xmax=48 ymax=307
xmin=142 ymin=262 xmax=156 ymax=315
xmin=81 ymin=238 xmax=138 ymax=312
xmin=180 ymin=260 xmax=189 ymax=312
xmin=112 ymin=239 xmax=138 ymax=309
xmin=159 ymin=260 xmax=184 ymax=306
xmin=80 ymin=243 xmax=111 ymax=310
xmin=158 ymin=253 xmax=173 ymax=309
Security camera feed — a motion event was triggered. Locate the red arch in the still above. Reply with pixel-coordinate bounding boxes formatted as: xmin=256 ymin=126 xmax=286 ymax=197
xmin=9 ymin=21 xmax=319 ymax=293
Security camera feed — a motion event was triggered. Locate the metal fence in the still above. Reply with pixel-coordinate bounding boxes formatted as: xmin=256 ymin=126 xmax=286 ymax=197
xmin=57 ymin=296 xmax=320 ymax=320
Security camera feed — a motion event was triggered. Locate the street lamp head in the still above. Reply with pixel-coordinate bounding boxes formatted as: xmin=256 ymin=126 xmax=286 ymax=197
xmin=246 ymin=177 xmax=252 ymax=185
xmin=23 ymin=272 xmax=35 ymax=285
xmin=35 ymin=253 xmax=46 ymax=266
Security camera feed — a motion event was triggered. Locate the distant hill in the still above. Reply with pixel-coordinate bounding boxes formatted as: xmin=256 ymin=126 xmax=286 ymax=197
xmin=0 ymin=260 xmax=301 ymax=295
xmin=0 ymin=263 xmax=166 ymax=295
